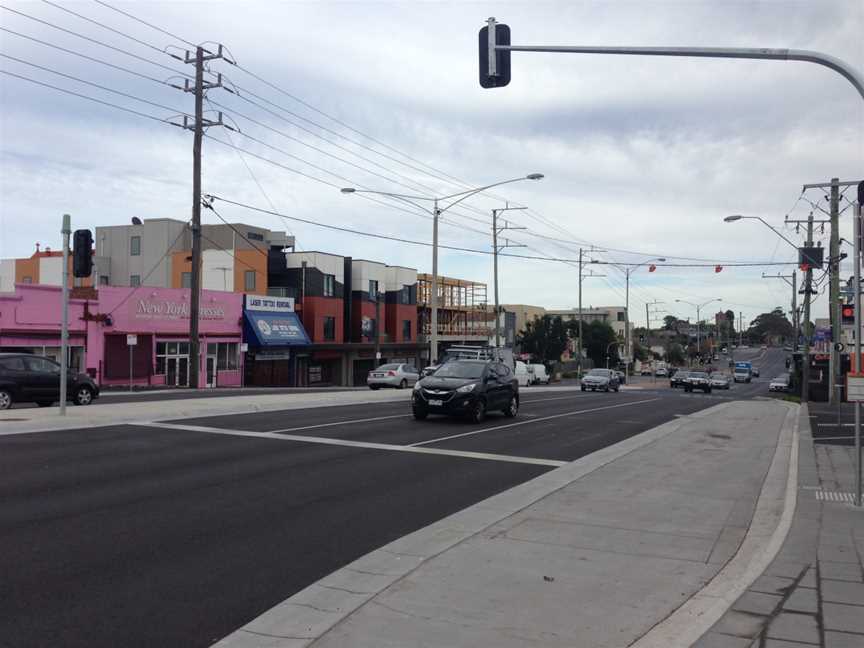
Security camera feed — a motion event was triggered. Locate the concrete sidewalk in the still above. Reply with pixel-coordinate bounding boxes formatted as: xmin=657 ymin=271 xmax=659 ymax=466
xmin=696 ymin=405 xmax=864 ymax=648
xmin=214 ymin=399 xmax=799 ymax=648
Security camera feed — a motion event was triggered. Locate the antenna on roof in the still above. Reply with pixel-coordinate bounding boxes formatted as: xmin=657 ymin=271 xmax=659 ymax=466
xmin=131 ymin=217 xmax=143 ymax=225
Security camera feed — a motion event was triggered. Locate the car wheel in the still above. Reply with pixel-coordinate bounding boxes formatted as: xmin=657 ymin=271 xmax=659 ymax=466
xmin=469 ymin=398 xmax=486 ymax=423
xmin=581 ymin=385 xmax=586 ymax=391
xmin=0 ymin=389 xmax=13 ymax=410
xmin=73 ymin=386 xmax=94 ymax=406
xmin=369 ymin=385 xmax=380 ymax=390
xmin=614 ymin=386 xmax=620 ymax=392
xmin=412 ymin=405 xmax=428 ymax=420
xmin=398 ymin=379 xmax=407 ymax=390
xmin=36 ymin=401 xmax=54 ymax=407
xmin=503 ymin=394 xmax=519 ymax=418
xmin=604 ymin=385 xmax=609 ymax=392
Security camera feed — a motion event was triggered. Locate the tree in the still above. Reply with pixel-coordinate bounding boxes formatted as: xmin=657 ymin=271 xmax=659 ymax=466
xmin=666 ymin=343 xmax=685 ymax=365
xmin=632 ymin=340 xmax=649 ymax=362
xmin=747 ymin=307 xmax=793 ymax=344
xmin=517 ymin=315 xmax=568 ymax=366
xmin=576 ymin=320 xmax=619 ymax=368
xmin=663 ymin=315 xmax=680 ymax=331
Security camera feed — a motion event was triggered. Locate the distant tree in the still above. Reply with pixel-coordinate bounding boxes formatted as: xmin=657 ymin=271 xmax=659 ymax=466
xmin=663 ymin=315 xmax=680 ymax=331
xmin=518 ymin=315 xmax=569 ymax=366
xmin=578 ymin=320 xmax=619 ymax=368
xmin=632 ymin=340 xmax=649 ymax=362
xmin=747 ymin=307 xmax=793 ymax=343
xmin=666 ymin=343 xmax=685 ymax=365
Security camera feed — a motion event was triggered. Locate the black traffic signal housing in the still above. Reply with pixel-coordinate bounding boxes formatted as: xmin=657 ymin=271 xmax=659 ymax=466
xmin=798 ymin=246 xmax=824 ymax=270
xmin=841 ymin=304 xmax=855 ymax=325
xmin=478 ymin=22 xmax=511 ymax=88
xmin=72 ymin=229 xmax=93 ymax=278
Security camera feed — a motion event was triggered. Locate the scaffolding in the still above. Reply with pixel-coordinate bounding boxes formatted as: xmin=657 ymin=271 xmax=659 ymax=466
xmin=417 ymin=273 xmax=490 ymax=339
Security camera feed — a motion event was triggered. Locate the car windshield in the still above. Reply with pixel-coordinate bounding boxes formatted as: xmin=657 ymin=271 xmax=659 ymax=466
xmin=433 ymin=362 xmax=485 ymax=379
xmin=588 ymin=369 xmax=611 ymax=377
xmin=690 ymin=372 xmax=709 ymax=379
xmin=375 ymin=364 xmax=401 ymax=371
xmin=773 ymin=374 xmax=789 ymax=382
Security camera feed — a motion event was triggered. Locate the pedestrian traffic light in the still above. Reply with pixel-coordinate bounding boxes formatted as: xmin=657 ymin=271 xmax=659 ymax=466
xmin=478 ymin=21 xmax=511 ymax=88
xmin=72 ymin=229 xmax=93 ymax=278
xmin=841 ymin=304 xmax=855 ymax=324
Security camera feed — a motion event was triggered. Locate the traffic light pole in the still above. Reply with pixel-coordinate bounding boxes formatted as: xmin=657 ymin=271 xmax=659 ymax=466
xmin=59 ymin=213 xmax=71 ymax=416
xmin=854 ymin=183 xmax=862 ymax=506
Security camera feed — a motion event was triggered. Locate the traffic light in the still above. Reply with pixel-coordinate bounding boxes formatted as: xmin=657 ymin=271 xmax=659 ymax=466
xmin=478 ymin=21 xmax=511 ymax=88
xmin=841 ymin=304 xmax=855 ymax=325
xmin=799 ymin=246 xmax=824 ymax=270
xmin=72 ymin=229 xmax=93 ymax=278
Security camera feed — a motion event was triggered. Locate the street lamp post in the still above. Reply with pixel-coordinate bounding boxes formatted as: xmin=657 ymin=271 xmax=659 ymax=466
xmin=617 ymin=258 xmax=665 ymax=383
xmin=341 ymin=174 xmax=543 ymax=365
xmin=675 ymin=298 xmax=722 ymax=362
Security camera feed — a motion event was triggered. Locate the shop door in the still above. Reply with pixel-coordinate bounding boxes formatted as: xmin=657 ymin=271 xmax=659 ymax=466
xmin=206 ymin=356 xmax=216 ymax=388
xmin=167 ymin=358 xmax=177 ymax=386
xmin=178 ymin=357 xmax=189 ymax=387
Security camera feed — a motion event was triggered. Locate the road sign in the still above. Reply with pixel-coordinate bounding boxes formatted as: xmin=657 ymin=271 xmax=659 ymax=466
xmin=478 ymin=21 xmax=511 ymax=88
xmin=126 ymin=334 xmax=137 ymax=346
xmin=375 ymin=351 xmax=382 ymax=360
xmin=835 ymin=342 xmax=845 ymax=352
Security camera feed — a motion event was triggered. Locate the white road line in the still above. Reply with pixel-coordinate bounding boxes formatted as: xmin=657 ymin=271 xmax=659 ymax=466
xmin=136 ymin=422 xmax=567 ymax=468
xmin=816 ymin=423 xmax=856 ymax=427
xmin=409 ymin=398 xmax=660 ymax=447
xmin=268 ymin=413 xmax=409 ymax=433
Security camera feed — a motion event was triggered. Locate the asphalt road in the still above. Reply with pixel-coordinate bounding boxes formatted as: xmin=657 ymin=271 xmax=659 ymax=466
xmin=0 ymin=348 xmax=787 ymax=648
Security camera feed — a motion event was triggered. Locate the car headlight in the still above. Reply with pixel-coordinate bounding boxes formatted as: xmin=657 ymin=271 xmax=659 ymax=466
xmin=456 ymin=383 xmax=476 ymax=393
xmin=413 ymin=382 xmax=422 ymax=391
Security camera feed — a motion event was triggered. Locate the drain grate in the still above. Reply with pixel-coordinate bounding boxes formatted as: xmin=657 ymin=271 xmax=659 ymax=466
xmin=815 ymin=490 xmax=857 ymax=504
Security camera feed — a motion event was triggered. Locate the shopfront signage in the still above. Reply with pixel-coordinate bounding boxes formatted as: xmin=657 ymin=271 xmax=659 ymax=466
xmin=134 ymin=298 xmax=226 ymax=321
xmin=245 ymin=294 xmax=294 ymax=313
xmin=127 ymin=334 xmax=137 ymax=346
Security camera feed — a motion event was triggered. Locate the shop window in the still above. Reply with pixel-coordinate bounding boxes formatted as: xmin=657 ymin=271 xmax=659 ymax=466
xmin=130 ymin=274 xmax=141 ymax=287
xmin=323 ymin=316 xmax=336 ymax=341
xmin=402 ymin=320 xmax=411 ymax=340
xmin=166 ymin=342 xmax=178 ymax=355
xmin=369 ymin=280 xmax=378 ymax=301
xmin=215 ymin=342 xmax=238 ymax=370
xmin=181 ymin=272 xmax=191 ymax=288
xmin=207 ymin=343 xmax=218 ymax=356
xmin=244 ymin=270 xmax=256 ymax=291
xmin=178 ymin=342 xmax=189 ymax=355
xmin=130 ymin=236 xmax=141 ymax=256
xmin=323 ymin=274 xmax=335 ymax=297
xmin=617 ymin=311 xmax=625 ymax=321
xmin=99 ymin=275 xmax=109 ymax=285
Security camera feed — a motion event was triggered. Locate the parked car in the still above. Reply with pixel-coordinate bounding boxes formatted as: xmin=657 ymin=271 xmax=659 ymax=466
xmin=769 ymin=374 xmax=791 ymax=392
xmin=0 ymin=353 xmax=100 ymax=410
xmin=528 ymin=363 xmax=550 ymax=385
xmin=580 ymin=368 xmax=620 ymax=392
xmin=655 ymin=367 xmax=668 ymax=377
xmin=752 ymin=366 xmax=760 ymax=377
xmin=614 ymin=370 xmax=626 ymax=384
xmin=411 ymin=359 xmax=518 ymax=423
xmin=684 ymin=372 xmax=712 ymax=394
xmin=367 ymin=363 xmax=420 ymax=390
xmin=710 ymin=373 xmax=731 ymax=390
xmin=514 ymin=361 xmax=531 ymax=387
xmin=640 ymin=366 xmax=652 ymax=376
xmin=670 ymin=371 xmax=691 ymax=388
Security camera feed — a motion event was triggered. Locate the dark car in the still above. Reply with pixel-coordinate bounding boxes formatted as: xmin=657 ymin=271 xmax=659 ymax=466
xmin=0 ymin=353 xmax=99 ymax=410
xmin=684 ymin=371 xmax=712 ymax=394
xmin=412 ymin=359 xmax=518 ymax=423
xmin=670 ymin=371 xmax=690 ymax=388
xmin=580 ymin=368 xmax=620 ymax=392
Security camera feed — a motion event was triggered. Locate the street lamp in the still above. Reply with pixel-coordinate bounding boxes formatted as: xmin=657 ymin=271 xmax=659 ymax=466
xmin=723 ymin=214 xmax=800 ymax=251
xmin=612 ymin=258 xmax=665 ymax=383
xmin=341 ymin=174 xmax=544 ymax=363
xmin=675 ymin=298 xmax=722 ymax=362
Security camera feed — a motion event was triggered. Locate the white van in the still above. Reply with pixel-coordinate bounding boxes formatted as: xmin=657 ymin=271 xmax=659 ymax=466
xmin=514 ymin=361 xmax=531 ymax=387
xmin=529 ymin=364 xmax=550 ymax=385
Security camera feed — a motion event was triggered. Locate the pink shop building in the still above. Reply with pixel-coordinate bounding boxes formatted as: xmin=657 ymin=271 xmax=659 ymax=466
xmin=0 ymin=284 xmax=243 ymax=388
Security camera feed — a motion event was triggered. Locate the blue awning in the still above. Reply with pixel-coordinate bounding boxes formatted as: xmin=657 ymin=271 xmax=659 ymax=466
xmin=244 ymin=310 xmax=310 ymax=347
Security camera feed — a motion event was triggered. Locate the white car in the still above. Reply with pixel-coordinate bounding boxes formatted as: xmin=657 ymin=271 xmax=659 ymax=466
xmin=655 ymin=367 xmax=668 ymax=377
xmin=367 ymin=363 xmax=420 ymax=389
xmin=514 ymin=361 xmax=531 ymax=387
xmin=769 ymin=374 xmax=790 ymax=392
xmin=528 ymin=363 xmax=550 ymax=385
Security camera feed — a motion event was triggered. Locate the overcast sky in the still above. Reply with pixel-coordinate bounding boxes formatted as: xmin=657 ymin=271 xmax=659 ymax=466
xmin=1 ymin=0 xmax=862 ymax=327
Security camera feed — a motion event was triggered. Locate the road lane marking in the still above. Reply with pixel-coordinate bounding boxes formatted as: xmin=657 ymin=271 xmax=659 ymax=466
xmin=136 ymin=422 xmax=567 ymax=467
xmin=268 ymin=413 xmax=410 ymax=433
xmin=408 ymin=398 xmax=661 ymax=447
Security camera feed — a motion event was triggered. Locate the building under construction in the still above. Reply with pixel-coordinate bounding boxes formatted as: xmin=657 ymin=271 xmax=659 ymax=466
xmin=417 ymin=274 xmax=491 ymax=343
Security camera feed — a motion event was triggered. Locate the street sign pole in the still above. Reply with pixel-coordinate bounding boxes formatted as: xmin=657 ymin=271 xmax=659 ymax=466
xmin=59 ymin=214 xmax=71 ymax=416
xmin=127 ymin=334 xmax=137 ymax=394
xmin=854 ymin=182 xmax=863 ymax=506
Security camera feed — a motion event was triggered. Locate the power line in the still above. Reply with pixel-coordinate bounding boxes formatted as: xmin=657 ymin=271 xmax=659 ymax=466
xmin=0 ymin=5 xmax=193 ymax=78
xmin=39 ymin=0 xmax=181 ymax=59
xmin=91 ymin=0 xmax=196 ymax=48
xmin=0 ymin=27 xmax=172 ymax=85
xmin=202 ymin=199 xmax=269 ymax=258
xmin=0 ymin=53 xmax=191 ymax=117
xmin=0 ymin=68 xmax=172 ymax=123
